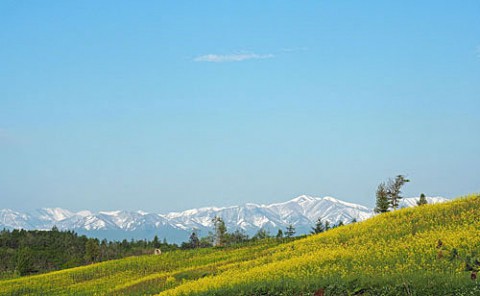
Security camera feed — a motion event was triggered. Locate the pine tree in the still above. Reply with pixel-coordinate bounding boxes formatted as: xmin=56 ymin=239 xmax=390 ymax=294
xmin=387 ymin=175 xmax=410 ymax=210
xmin=417 ymin=193 xmax=428 ymax=206
xmin=276 ymin=229 xmax=284 ymax=239
xmin=152 ymin=235 xmax=161 ymax=248
xmin=189 ymin=230 xmax=200 ymax=248
xmin=374 ymin=182 xmax=390 ymax=213
xmin=311 ymin=218 xmax=325 ymax=234
xmin=286 ymin=224 xmax=296 ymax=238
xmin=324 ymin=220 xmax=331 ymax=231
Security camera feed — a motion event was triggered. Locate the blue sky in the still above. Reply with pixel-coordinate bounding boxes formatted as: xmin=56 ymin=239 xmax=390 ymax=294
xmin=1 ymin=1 xmax=479 ymax=212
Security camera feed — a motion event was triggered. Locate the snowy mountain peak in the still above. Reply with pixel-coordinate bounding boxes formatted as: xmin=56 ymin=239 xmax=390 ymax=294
xmin=322 ymin=196 xmax=340 ymax=203
xmin=321 ymin=196 xmax=370 ymax=211
xmin=76 ymin=210 xmax=93 ymax=217
xmin=0 ymin=195 xmax=449 ymax=243
xmin=37 ymin=208 xmax=74 ymax=221
xmin=290 ymin=195 xmax=317 ymax=203
xmin=99 ymin=210 xmax=122 ymax=216
xmin=0 ymin=209 xmax=32 ymax=229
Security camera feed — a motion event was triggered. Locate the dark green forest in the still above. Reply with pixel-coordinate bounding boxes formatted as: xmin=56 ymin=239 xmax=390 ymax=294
xmin=0 ymin=228 xmax=178 ymax=279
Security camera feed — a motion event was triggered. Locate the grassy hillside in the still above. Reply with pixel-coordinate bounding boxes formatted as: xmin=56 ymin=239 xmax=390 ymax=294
xmin=1 ymin=194 xmax=479 ymax=296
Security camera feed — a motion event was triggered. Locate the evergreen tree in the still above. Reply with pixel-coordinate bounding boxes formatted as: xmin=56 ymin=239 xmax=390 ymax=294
xmin=324 ymin=221 xmax=331 ymax=231
xmin=286 ymin=224 xmax=296 ymax=238
xmin=276 ymin=229 xmax=284 ymax=239
xmin=189 ymin=230 xmax=200 ymax=248
xmin=311 ymin=218 xmax=325 ymax=234
xmin=387 ymin=175 xmax=410 ymax=210
xmin=152 ymin=235 xmax=161 ymax=248
xmin=417 ymin=193 xmax=428 ymax=206
xmin=374 ymin=182 xmax=390 ymax=213
xmin=211 ymin=216 xmax=227 ymax=246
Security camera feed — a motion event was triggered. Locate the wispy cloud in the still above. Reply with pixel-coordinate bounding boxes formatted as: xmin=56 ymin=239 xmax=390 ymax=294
xmin=194 ymin=52 xmax=274 ymax=63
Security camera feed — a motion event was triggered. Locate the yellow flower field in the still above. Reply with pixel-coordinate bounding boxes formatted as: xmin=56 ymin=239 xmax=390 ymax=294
xmin=1 ymin=194 xmax=479 ymax=295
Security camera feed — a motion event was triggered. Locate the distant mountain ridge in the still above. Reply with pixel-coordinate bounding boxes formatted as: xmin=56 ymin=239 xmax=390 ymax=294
xmin=0 ymin=195 xmax=449 ymax=243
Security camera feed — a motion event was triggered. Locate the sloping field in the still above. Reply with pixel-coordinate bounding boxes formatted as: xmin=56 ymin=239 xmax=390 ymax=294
xmin=1 ymin=194 xmax=479 ymax=296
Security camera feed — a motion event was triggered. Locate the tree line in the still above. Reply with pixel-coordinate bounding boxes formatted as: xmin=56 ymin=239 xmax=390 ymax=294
xmin=182 ymin=216 xmax=299 ymax=250
xmin=183 ymin=215 xmax=351 ymax=250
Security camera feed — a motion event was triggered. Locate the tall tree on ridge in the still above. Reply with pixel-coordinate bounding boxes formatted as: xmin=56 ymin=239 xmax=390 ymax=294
xmin=387 ymin=175 xmax=410 ymax=210
xmin=374 ymin=182 xmax=390 ymax=213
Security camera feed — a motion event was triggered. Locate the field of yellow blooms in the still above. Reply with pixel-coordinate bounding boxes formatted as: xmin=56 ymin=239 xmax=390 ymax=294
xmin=1 ymin=194 xmax=479 ymax=296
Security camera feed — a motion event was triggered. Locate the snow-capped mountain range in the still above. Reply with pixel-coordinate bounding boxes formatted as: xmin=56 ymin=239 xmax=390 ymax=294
xmin=0 ymin=195 xmax=449 ymax=243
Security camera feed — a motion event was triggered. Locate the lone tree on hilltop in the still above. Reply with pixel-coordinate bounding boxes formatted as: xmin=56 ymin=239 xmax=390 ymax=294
xmin=387 ymin=175 xmax=410 ymax=210
xmin=374 ymin=182 xmax=390 ymax=213
xmin=417 ymin=193 xmax=428 ymax=206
